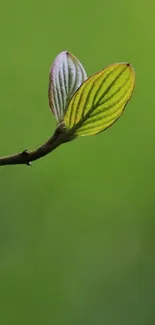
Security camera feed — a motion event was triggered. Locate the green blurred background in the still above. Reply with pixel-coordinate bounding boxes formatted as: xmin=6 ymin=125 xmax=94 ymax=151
xmin=0 ymin=0 xmax=155 ymax=324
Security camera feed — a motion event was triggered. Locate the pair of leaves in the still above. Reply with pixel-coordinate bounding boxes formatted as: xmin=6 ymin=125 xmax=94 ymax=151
xmin=48 ymin=51 xmax=135 ymax=137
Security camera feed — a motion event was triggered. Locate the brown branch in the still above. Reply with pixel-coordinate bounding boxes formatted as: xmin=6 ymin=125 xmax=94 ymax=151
xmin=0 ymin=125 xmax=70 ymax=166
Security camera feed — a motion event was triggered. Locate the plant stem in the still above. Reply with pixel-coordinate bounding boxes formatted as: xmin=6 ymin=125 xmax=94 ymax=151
xmin=0 ymin=127 xmax=69 ymax=166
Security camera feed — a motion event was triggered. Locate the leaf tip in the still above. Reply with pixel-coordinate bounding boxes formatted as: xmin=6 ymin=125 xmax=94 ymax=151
xmin=124 ymin=62 xmax=135 ymax=85
xmin=126 ymin=62 xmax=135 ymax=74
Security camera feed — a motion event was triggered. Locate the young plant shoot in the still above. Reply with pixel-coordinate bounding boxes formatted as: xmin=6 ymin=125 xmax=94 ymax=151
xmin=0 ymin=51 xmax=135 ymax=166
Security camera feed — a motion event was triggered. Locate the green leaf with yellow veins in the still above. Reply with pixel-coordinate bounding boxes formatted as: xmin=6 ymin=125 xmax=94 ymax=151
xmin=64 ymin=63 xmax=135 ymax=136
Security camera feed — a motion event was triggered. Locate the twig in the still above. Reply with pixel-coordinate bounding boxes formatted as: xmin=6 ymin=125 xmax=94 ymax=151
xmin=0 ymin=125 xmax=69 ymax=166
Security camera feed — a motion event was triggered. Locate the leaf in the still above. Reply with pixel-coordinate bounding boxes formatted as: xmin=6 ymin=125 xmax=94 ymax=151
xmin=48 ymin=51 xmax=87 ymax=123
xmin=64 ymin=63 xmax=135 ymax=136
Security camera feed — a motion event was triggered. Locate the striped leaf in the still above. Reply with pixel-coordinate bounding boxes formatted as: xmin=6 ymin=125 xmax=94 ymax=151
xmin=64 ymin=63 xmax=135 ymax=136
xmin=48 ymin=51 xmax=87 ymax=123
